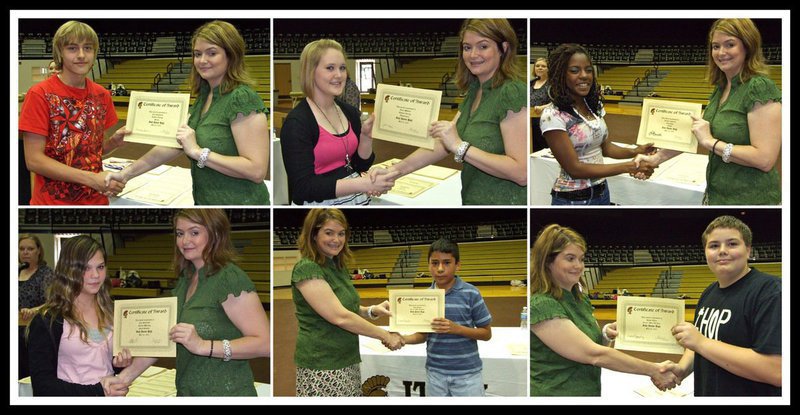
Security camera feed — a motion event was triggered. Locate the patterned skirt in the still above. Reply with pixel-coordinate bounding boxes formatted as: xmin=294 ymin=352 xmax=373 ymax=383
xmin=296 ymin=363 xmax=362 ymax=397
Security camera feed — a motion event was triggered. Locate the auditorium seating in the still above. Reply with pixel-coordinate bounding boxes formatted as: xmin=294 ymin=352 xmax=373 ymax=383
xmin=347 ymin=239 xmax=526 ymax=288
xmin=106 ymin=230 xmax=270 ymax=303
xmin=272 ymin=219 xmax=526 ymax=249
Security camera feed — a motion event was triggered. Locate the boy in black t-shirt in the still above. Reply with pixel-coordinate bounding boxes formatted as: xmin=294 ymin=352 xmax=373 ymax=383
xmin=664 ymin=215 xmax=781 ymax=396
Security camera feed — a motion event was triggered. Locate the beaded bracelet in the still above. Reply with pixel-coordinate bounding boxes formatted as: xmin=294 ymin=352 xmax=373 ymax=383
xmin=722 ymin=143 xmax=734 ymax=163
xmin=222 ymin=339 xmax=232 ymax=362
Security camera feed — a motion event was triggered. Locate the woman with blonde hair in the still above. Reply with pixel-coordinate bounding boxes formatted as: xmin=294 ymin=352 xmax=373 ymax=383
xmin=634 ymin=18 xmax=781 ymax=205
xmin=27 ymin=235 xmax=132 ymax=396
xmin=107 ymin=20 xmax=270 ymax=205
xmin=375 ymin=19 xmax=528 ymax=205
xmin=529 ymin=224 xmax=678 ymax=396
xmin=280 ymin=39 xmax=397 ymax=205
xmin=291 ymin=208 xmax=403 ymax=396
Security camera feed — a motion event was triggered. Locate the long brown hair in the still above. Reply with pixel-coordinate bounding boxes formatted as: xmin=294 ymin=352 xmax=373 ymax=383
xmin=172 ymin=209 xmax=237 ymax=277
xmin=454 ymin=18 xmax=522 ymax=91
xmin=38 ymin=235 xmax=112 ymax=343
xmin=298 ymin=208 xmax=353 ymax=269
xmin=189 ymin=20 xmax=255 ymax=95
xmin=530 ymin=224 xmax=588 ymax=300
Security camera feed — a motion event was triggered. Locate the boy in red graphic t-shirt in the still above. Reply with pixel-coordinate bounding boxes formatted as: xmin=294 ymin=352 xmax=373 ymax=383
xmin=19 ymin=20 xmax=129 ymax=205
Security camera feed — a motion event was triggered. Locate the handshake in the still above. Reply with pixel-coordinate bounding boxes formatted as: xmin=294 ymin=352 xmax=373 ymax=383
xmin=381 ymin=332 xmax=406 ymax=351
xmin=650 ymin=360 xmax=684 ymax=392
xmin=362 ymin=167 xmax=401 ymax=197
xmin=629 ymin=143 xmax=661 ymax=181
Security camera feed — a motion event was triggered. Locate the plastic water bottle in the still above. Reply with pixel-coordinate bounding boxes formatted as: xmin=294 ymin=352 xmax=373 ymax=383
xmin=520 ymin=306 xmax=528 ymax=330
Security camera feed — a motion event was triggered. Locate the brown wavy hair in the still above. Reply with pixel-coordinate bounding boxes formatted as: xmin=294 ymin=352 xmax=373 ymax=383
xmin=530 ymin=224 xmax=588 ymax=300
xmin=706 ymin=18 xmax=769 ymax=87
xmin=298 ymin=208 xmax=353 ymax=269
xmin=455 ymin=19 xmax=522 ymax=91
xmin=37 ymin=235 xmax=112 ymax=343
xmin=189 ymin=20 xmax=255 ymax=95
xmin=172 ymin=209 xmax=237 ymax=277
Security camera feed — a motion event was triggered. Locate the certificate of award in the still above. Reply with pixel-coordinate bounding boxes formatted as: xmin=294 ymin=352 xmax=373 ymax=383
xmin=389 ymin=177 xmax=436 ymax=198
xmin=389 ymin=289 xmax=445 ymax=333
xmin=113 ymin=297 xmax=178 ymax=357
xmin=636 ymin=98 xmax=702 ymax=153
xmin=614 ymin=296 xmax=685 ymax=355
xmin=125 ymin=91 xmax=191 ymax=149
xmin=372 ymin=84 xmax=442 ymax=150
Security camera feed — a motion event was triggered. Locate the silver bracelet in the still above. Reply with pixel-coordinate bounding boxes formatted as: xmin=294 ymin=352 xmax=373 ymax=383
xmin=601 ymin=323 xmax=613 ymax=343
xmin=721 ymin=142 xmax=734 ymax=163
xmin=454 ymin=141 xmax=471 ymax=163
xmin=197 ymin=148 xmax=211 ymax=168
xmin=367 ymin=305 xmax=379 ymax=320
xmin=222 ymin=339 xmax=232 ymax=362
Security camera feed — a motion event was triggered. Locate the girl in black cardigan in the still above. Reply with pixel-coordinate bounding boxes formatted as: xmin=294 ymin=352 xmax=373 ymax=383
xmin=27 ymin=235 xmax=132 ymax=396
xmin=280 ymin=39 xmax=398 ymax=205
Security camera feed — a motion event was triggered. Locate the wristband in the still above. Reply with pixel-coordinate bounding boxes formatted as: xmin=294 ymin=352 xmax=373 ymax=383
xmin=208 ymin=340 xmax=214 ymax=358
xmin=711 ymin=139 xmax=721 ymax=157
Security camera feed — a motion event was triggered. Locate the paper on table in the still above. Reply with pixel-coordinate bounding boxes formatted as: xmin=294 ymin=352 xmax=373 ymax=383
xmin=414 ymin=164 xmax=457 ymax=180
xmin=651 ymin=154 xmax=707 ymax=187
xmin=127 ymin=368 xmax=177 ymax=397
xmin=363 ymin=339 xmax=392 ymax=353
xmin=390 ymin=177 xmax=436 ymax=198
xmin=634 ymin=383 xmax=690 ymax=398
xmin=121 ymin=168 xmax=189 ymax=205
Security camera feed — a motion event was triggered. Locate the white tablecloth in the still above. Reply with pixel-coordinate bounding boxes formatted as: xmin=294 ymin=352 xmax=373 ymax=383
xmin=530 ymin=147 xmax=707 ymax=205
xmin=359 ymin=327 xmax=528 ymax=397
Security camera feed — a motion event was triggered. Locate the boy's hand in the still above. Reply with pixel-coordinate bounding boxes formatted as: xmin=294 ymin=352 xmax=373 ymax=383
xmin=431 ymin=317 xmax=459 ymax=335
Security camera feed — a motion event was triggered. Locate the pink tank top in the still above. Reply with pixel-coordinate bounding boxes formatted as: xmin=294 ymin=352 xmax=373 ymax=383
xmin=313 ymin=123 xmax=358 ymax=174
xmin=57 ymin=320 xmax=114 ymax=385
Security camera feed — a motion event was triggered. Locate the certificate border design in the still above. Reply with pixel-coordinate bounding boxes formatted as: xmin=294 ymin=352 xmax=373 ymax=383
xmin=113 ymin=296 xmax=178 ymax=357
xmin=388 ymin=288 xmax=445 ymax=333
xmin=636 ymin=98 xmax=702 ymax=153
xmin=372 ymin=84 xmax=442 ymax=150
xmin=125 ymin=91 xmax=191 ymax=149
xmin=614 ymin=295 xmax=686 ymax=355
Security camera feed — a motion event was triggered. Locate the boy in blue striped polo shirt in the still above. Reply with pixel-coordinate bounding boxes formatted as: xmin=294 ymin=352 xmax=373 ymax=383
xmin=402 ymin=239 xmax=493 ymax=396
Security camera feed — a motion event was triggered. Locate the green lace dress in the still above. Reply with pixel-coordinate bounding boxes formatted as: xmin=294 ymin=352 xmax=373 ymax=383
xmin=530 ymin=289 xmax=602 ymax=396
xmin=291 ymin=257 xmax=361 ymax=370
xmin=187 ymin=83 xmax=270 ymax=205
xmin=703 ymin=75 xmax=781 ymax=205
xmin=456 ymin=77 xmax=527 ymax=205
xmin=173 ymin=262 xmax=258 ymax=396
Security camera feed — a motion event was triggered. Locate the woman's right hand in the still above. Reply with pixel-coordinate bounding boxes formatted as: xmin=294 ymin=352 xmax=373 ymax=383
xmin=363 ymin=169 xmax=400 ymax=195
xmin=100 ymin=375 xmax=130 ymax=396
xmin=382 ymin=332 xmax=405 ymax=351
xmin=94 ymin=171 xmax=125 ymax=196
